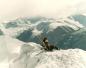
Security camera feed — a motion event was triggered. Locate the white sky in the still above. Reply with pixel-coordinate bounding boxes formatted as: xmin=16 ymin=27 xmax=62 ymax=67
xmin=0 ymin=0 xmax=86 ymax=22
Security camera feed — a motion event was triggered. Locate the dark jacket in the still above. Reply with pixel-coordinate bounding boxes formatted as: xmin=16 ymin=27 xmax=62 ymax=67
xmin=42 ymin=37 xmax=59 ymax=51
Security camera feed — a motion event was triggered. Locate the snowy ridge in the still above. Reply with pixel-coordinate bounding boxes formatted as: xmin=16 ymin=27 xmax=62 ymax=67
xmin=10 ymin=42 xmax=86 ymax=68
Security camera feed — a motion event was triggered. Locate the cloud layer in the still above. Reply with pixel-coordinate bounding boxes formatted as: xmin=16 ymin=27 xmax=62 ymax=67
xmin=0 ymin=0 xmax=86 ymax=22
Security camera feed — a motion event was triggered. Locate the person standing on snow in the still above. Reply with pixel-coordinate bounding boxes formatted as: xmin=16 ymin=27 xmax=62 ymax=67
xmin=42 ymin=37 xmax=50 ymax=50
xmin=42 ymin=37 xmax=59 ymax=51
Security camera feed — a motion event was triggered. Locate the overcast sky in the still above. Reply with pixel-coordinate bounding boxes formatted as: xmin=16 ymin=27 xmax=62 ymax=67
xmin=0 ymin=0 xmax=86 ymax=22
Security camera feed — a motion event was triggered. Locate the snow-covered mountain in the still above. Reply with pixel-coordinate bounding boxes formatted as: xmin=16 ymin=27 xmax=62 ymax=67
xmin=0 ymin=17 xmax=83 ymax=44
xmin=69 ymin=14 xmax=86 ymax=26
xmin=57 ymin=28 xmax=86 ymax=50
xmin=0 ymin=16 xmax=86 ymax=68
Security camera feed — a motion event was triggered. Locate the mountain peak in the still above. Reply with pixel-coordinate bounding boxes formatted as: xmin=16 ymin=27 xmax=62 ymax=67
xmin=68 ymin=14 xmax=86 ymax=26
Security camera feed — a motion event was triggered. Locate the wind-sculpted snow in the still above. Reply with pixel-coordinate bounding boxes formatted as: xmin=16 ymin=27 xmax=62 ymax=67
xmin=0 ymin=36 xmax=25 ymax=68
xmin=10 ymin=43 xmax=86 ymax=68
xmin=0 ymin=41 xmax=86 ymax=68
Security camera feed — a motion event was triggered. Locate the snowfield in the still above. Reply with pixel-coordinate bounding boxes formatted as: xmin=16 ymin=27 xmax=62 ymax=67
xmin=0 ymin=16 xmax=86 ymax=68
xmin=8 ymin=43 xmax=86 ymax=68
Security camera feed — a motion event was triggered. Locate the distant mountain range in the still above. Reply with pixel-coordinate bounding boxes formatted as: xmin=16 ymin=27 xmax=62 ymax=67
xmin=69 ymin=14 xmax=86 ymax=26
xmin=0 ymin=15 xmax=86 ymax=50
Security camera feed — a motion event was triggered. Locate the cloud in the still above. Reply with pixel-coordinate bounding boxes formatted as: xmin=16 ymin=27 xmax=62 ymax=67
xmin=0 ymin=0 xmax=86 ymax=22
xmin=27 ymin=0 xmax=86 ymax=18
xmin=0 ymin=0 xmax=26 ymax=22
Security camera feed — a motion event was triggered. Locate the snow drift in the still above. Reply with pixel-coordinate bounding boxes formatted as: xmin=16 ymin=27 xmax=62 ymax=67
xmin=0 ymin=36 xmax=25 ymax=68
xmin=10 ymin=43 xmax=86 ymax=68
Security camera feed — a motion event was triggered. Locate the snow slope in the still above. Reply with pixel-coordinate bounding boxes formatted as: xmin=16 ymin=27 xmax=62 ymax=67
xmin=10 ymin=43 xmax=86 ymax=68
xmin=0 ymin=36 xmax=25 ymax=68
xmin=0 ymin=41 xmax=86 ymax=68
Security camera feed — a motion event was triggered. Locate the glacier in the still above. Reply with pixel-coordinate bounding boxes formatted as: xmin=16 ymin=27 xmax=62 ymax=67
xmin=0 ymin=16 xmax=86 ymax=68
